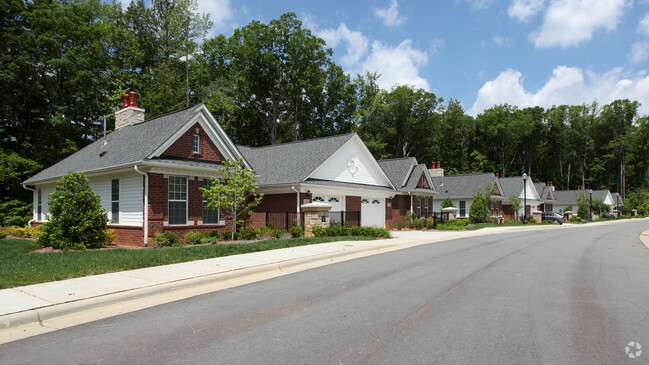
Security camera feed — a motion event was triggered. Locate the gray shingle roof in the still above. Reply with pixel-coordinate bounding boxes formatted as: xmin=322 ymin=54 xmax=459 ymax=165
xmin=377 ymin=158 xmax=415 ymax=189
xmin=535 ymin=182 xmax=556 ymax=202
xmin=24 ymin=104 xmax=205 ymax=184
xmin=431 ymin=173 xmax=501 ymax=199
xmin=553 ymin=190 xmax=611 ymax=205
xmin=498 ymin=176 xmax=528 ymax=199
xmin=237 ymin=133 xmax=356 ymax=186
xmin=377 ymin=158 xmax=435 ymax=195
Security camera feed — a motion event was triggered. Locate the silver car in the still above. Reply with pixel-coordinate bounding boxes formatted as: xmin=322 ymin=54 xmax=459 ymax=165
xmin=542 ymin=211 xmax=566 ymax=224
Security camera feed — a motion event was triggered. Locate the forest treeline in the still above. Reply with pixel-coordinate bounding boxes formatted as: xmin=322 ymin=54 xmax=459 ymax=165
xmin=2 ymin=0 xmax=648 ymax=225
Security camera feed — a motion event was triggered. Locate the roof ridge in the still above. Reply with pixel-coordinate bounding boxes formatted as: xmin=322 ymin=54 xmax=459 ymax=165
xmin=119 ymin=103 xmax=202 ymax=129
xmin=378 ymin=157 xmax=416 ymax=162
xmin=240 ymin=132 xmax=356 ymax=150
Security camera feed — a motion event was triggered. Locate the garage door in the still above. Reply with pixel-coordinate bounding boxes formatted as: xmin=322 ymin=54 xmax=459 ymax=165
xmin=361 ymin=198 xmax=384 ymax=227
xmin=313 ymin=196 xmax=345 ymax=225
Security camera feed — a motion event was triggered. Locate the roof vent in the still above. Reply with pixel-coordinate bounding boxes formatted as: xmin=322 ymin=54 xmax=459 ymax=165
xmin=99 ymin=151 xmax=107 ymax=157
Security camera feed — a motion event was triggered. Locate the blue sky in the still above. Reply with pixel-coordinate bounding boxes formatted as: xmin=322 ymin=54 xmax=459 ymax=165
xmin=192 ymin=0 xmax=649 ymax=116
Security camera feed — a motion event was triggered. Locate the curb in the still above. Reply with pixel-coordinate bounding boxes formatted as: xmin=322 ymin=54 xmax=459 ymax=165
xmin=0 ymin=241 xmax=400 ymax=334
xmin=640 ymin=230 xmax=649 ymax=250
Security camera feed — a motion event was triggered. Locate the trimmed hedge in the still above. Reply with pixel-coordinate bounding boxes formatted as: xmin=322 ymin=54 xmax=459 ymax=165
xmin=312 ymin=225 xmax=391 ymax=238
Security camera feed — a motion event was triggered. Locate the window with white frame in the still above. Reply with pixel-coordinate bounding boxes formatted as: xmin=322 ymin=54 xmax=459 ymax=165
xmin=37 ymin=189 xmax=42 ymax=221
xmin=111 ymin=179 xmax=119 ymax=224
xmin=424 ymin=197 xmax=429 ymax=217
xmin=168 ymin=176 xmax=187 ymax=225
xmin=193 ymin=134 xmax=200 ymax=154
xmin=202 ymin=178 xmax=219 ymax=224
xmin=416 ymin=196 xmax=421 ymax=216
xmin=459 ymin=201 xmax=466 ymax=217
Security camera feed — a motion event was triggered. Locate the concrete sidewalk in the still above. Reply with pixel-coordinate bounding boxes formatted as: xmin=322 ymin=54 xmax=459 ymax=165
xmin=0 ymin=220 xmax=645 ymax=344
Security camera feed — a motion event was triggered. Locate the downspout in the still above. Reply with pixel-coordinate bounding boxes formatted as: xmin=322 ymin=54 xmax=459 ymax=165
xmin=408 ymin=191 xmax=413 ymax=214
xmin=134 ymin=165 xmax=149 ymax=246
xmin=291 ymin=186 xmax=300 ymax=225
xmin=22 ymin=185 xmax=36 ymax=227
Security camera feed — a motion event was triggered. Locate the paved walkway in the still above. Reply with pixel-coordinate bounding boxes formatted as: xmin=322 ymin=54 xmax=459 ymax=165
xmin=1 ymin=220 xmax=646 ymax=344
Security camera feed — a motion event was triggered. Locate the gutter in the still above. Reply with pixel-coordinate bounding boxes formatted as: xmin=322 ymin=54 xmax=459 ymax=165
xmin=22 ymin=185 xmax=36 ymax=227
xmin=133 ymin=165 xmax=149 ymax=246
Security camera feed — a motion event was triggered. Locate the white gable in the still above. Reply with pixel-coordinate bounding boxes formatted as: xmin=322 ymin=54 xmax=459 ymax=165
xmin=518 ymin=177 xmax=541 ymax=201
xmin=308 ymin=136 xmax=393 ymax=188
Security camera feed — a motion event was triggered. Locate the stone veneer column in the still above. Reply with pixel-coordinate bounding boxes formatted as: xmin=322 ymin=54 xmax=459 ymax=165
xmin=441 ymin=207 xmax=459 ymax=220
xmin=301 ymin=202 xmax=333 ymax=238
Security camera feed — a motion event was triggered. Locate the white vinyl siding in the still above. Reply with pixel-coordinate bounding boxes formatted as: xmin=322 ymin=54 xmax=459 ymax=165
xmin=308 ymin=138 xmax=392 ymax=187
xmin=89 ymin=173 xmax=143 ymax=226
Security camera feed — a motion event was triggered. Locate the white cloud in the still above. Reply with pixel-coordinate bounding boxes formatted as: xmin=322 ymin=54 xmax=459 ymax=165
xmin=508 ymin=0 xmax=545 ymax=22
xmin=197 ymin=0 xmax=234 ymax=34
xmin=469 ymin=66 xmax=649 ymax=116
xmin=361 ymin=40 xmax=430 ymax=90
xmin=639 ymin=13 xmax=649 ymax=37
xmin=317 ymin=23 xmax=369 ymax=70
xmin=430 ymin=38 xmax=446 ymax=54
xmin=628 ymin=41 xmax=649 ymax=63
xmin=493 ymin=36 xmax=513 ymax=46
xmin=462 ymin=0 xmax=496 ymax=10
xmin=373 ymin=0 xmax=407 ymax=27
xmin=531 ymin=0 xmax=628 ymax=48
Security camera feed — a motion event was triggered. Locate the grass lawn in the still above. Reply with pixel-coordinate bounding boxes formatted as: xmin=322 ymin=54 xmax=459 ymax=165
xmin=0 ymin=236 xmax=376 ymax=289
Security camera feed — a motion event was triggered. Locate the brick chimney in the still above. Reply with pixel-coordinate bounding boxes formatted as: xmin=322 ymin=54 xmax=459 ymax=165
xmin=429 ymin=161 xmax=444 ymax=177
xmin=115 ymin=91 xmax=145 ymax=129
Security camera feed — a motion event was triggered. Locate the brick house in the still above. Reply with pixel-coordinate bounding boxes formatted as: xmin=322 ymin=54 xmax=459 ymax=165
xmin=23 ymin=93 xmax=247 ymax=246
xmin=23 ymin=93 xmax=438 ymax=245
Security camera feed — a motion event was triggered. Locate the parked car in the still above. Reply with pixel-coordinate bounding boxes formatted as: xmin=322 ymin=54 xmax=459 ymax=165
xmin=542 ymin=211 xmax=566 ymax=224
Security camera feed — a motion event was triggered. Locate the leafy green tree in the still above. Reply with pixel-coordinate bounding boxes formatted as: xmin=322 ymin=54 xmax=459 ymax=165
xmin=576 ymin=192 xmax=590 ymax=219
xmin=509 ymin=195 xmax=522 ymax=221
xmin=469 ymin=190 xmax=490 ymax=223
xmin=37 ymin=172 xmax=109 ymax=249
xmin=441 ymin=198 xmax=455 ymax=208
xmin=201 ymin=159 xmax=264 ymax=238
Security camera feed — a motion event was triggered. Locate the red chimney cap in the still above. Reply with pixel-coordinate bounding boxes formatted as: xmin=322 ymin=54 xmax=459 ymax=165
xmin=121 ymin=94 xmax=129 ymax=109
xmin=128 ymin=91 xmax=139 ymax=108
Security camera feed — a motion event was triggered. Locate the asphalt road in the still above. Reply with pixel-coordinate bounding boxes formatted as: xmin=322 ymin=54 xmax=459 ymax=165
xmin=1 ymin=221 xmax=648 ymax=364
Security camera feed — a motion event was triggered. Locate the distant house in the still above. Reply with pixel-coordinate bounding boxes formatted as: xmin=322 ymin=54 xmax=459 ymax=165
xmin=498 ymin=176 xmax=542 ymax=219
xmin=23 ymin=93 xmax=437 ymax=245
xmin=535 ymin=182 xmax=557 ymax=212
xmin=430 ymin=170 xmax=504 ymax=219
xmin=378 ymin=158 xmax=437 ymax=228
xmin=553 ymin=188 xmax=616 ymax=215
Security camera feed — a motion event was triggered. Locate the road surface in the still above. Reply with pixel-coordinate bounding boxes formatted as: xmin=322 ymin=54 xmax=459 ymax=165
xmin=1 ymin=220 xmax=648 ymax=364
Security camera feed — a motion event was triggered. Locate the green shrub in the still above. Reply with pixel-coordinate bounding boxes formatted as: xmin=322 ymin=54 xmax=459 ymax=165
xmin=441 ymin=197 xmax=455 ymax=208
xmin=0 ymin=225 xmax=41 ymax=238
xmin=311 ymin=225 xmax=390 ymax=238
xmin=222 ymin=231 xmax=235 ymax=241
xmin=289 ymin=225 xmax=304 ymax=238
xmin=569 ymin=217 xmax=582 ymax=223
xmin=154 ymin=231 xmax=178 ymax=247
xmin=200 ymin=236 xmax=220 ymax=244
xmin=184 ymin=231 xmax=203 ymax=245
xmin=577 ymin=203 xmax=589 ymax=220
xmin=469 ymin=191 xmax=490 ymax=224
xmin=237 ymin=227 xmax=258 ymax=240
xmin=414 ymin=219 xmax=425 ymax=230
xmin=426 ymin=218 xmax=436 ymax=229
xmin=255 ymin=226 xmax=275 ymax=238
xmin=395 ymin=220 xmax=407 ymax=230
xmin=437 ymin=219 xmax=470 ymax=231
xmin=205 ymin=229 xmax=220 ymax=238
xmin=278 ymin=232 xmax=292 ymax=239
xmin=275 ymin=229 xmax=289 ymax=238
xmin=37 ymin=172 xmax=109 ymax=250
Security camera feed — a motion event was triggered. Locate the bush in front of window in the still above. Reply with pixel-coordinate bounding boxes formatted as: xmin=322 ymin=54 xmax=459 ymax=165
xmin=183 ymin=231 xmax=203 ymax=245
xmin=37 ymin=172 xmax=110 ymax=250
xmin=205 ymin=229 xmax=220 ymax=238
xmin=154 ymin=231 xmax=179 ymax=247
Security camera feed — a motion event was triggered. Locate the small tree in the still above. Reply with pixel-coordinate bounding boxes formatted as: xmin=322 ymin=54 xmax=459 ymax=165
xmin=37 ymin=172 xmax=109 ymax=249
xmin=201 ymin=158 xmax=264 ymax=238
xmin=441 ymin=197 xmax=455 ymax=208
xmin=576 ymin=193 xmax=590 ymax=219
xmin=509 ymin=195 xmax=522 ymax=221
xmin=469 ymin=190 xmax=490 ymax=223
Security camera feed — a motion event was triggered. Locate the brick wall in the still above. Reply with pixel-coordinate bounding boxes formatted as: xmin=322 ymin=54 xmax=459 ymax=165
xmin=109 ymin=225 xmax=143 ymax=246
xmin=386 ymin=195 xmax=410 ymax=229
xmin=254 ymin=193 xmax=299 ymax=212
xmin=161 ymin=122 xmax=225 ymax=162
xmin=346 ymin=196 xmax=361 ymax=212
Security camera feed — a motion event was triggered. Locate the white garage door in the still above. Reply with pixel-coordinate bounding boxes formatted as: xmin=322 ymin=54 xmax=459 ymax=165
xmin=361 ymin=198 xmax=384 ymax=227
